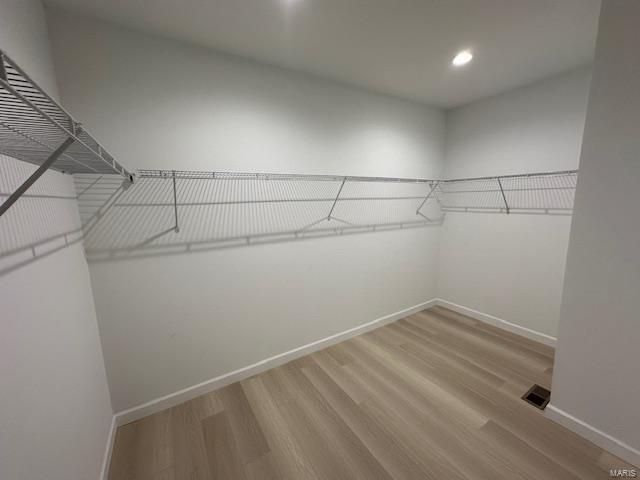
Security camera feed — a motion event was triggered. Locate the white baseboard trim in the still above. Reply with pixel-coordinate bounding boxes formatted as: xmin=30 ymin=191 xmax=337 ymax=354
xmin=114 ymin=298 xmax=438 ymax=427
xmin=100 ymin=415 xmax=117 ymax=480
xmin=546 ymin=404 xmax=640 ymax=467
xmin=434 ymin=298 xmax=557 ymax=347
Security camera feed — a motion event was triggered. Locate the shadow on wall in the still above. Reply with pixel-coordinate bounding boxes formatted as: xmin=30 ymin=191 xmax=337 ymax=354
xmin=1 ymin=159 xmax=577 ymax=275
xmin=0 ymin=163 xmax=444 ymax=273
xmin=0 ymin=155 xmax=85 ymax=276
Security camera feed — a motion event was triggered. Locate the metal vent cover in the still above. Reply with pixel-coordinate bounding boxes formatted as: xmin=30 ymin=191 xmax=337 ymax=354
xmin=522 ymin=384 xmax=551 ymax=410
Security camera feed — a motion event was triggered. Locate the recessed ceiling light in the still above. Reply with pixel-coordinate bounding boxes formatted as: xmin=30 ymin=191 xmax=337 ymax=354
xmin=452 ymin=50 xmax=473 ymax=67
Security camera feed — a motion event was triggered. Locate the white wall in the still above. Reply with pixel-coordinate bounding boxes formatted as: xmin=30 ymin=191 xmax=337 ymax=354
xmin=444 ymin=68 xmax=592 ymax=179
xmin=549 ymin=0 xmax=640 ymax=465
xmin=0 ymin=2 xmax=113 ymax=479
xmin=46 ymin=9 xmax=444 ymax=413
xmin=0 ymin=0 xmax=58 ymax=95
xmin=46 ymin=10 xmax=442 ymax=177
xmin=438 ymin=68 xmax=591 ymax=340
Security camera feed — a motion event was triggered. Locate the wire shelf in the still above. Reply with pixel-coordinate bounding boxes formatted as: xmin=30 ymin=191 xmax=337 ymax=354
xmin=0 ymin=50 xmax=130 ymax=177
xmin=438 ymin=170 xmax=578 ymax=213
xmin=73 ymin=168 xmax=578 ymax=260
xmin=76 ymin=170 xmax=442 ymax=259
xmin=137 ymin=169 xmax=435 ymax=183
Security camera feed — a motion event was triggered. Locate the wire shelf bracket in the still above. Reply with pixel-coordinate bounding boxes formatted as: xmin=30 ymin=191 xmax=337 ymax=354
xmin=298 ymin=177 xmax=356 ymax=231
xmin=496 ymin=177 xmax=510 ymax=214
xmin=0 ymin=49 xmax=133 ymax=218
xmin=171 ymin=170 xmax=179 ymax=233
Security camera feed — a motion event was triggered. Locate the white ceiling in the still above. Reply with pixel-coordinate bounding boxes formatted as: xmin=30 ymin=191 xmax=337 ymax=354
xmin=42 ymin=0 xmax=601 ymax=108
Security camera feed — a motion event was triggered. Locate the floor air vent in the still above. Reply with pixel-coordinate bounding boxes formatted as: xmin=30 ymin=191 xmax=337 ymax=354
xmin=522 ymin=385 xmax=551 ymax=410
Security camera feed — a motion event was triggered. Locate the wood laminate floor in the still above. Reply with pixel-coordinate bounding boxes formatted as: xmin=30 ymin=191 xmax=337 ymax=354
xmin=108 ymin=307 xmax=633 ymax=479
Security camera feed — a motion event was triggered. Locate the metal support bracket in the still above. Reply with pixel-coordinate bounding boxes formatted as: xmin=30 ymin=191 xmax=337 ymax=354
xmin=297 ymin=177 xmax=351 ymax=233
xmin=328 ymin=177 xmax=346 ymax=221
xmin=416 ymin=181 xmax=439 ymax=215
xmin=0 ymin=53 xmax=7 ymax=82
xmin=172 ymin=170 xmax=180 ymax=233
xmin=0 ymin=136 xmax=76 ymax=218
xmin=497 ymin=177 xmax=510 ymax=214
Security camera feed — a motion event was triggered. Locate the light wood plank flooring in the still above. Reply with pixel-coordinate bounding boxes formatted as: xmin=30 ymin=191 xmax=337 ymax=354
xmin=108 ymin=307 xmax=633 ymax=479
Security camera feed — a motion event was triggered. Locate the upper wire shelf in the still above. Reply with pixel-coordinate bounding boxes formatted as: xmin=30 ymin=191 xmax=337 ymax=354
xmin=69 ymin=168 xmax=578 ymax=261
xmin=0 ymin=49 xmax=130 ymax=177
xmin=75 ymin=169 xmax=441 ymax=259
xmin=139 ymin=168 xmax=578 ymax=215
xmin=138 ymin=169 xmax=436 ymax=183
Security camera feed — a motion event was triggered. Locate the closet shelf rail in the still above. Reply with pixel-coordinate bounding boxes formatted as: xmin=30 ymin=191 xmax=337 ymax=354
xmin=0 ymin=49 xmax=132 ymax=218
xmin=137 ymin=169 xmax=436 ymax=184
